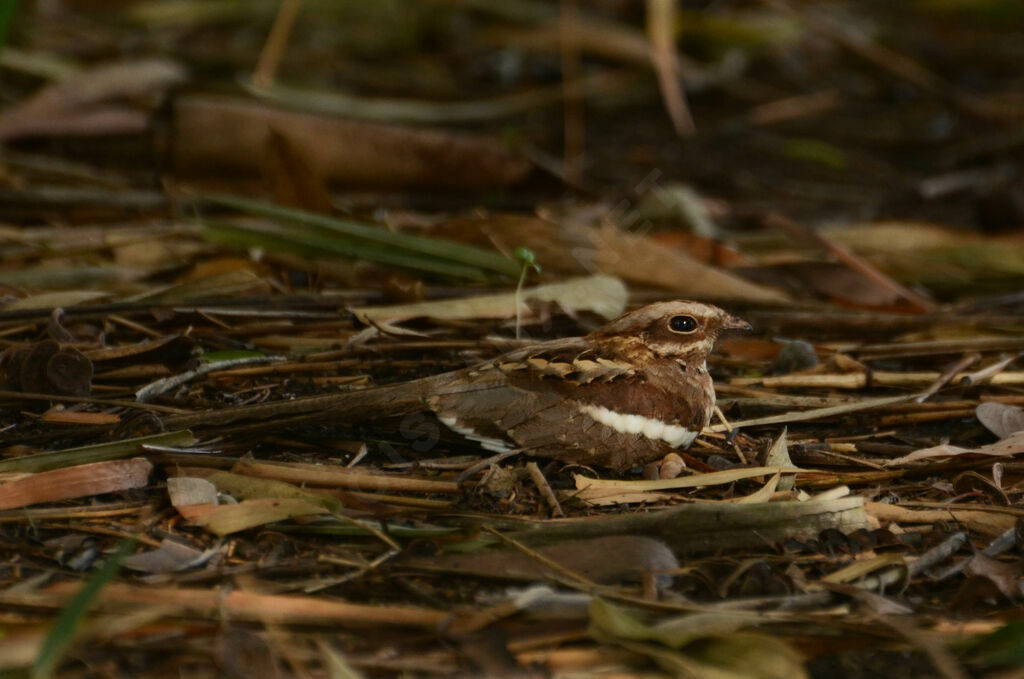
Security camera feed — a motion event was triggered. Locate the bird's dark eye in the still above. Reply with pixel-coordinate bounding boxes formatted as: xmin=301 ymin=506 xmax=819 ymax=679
xmin=669 ymin=315 xmax=698 ymax=333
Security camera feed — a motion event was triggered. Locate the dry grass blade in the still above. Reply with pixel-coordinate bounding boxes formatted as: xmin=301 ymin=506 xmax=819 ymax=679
xmin=916 ymin=352 xmax=982 ymax=402
xmin=560 ymin=0 xmax=584 ymax=185
xmin=730 ymin=370 xmax=1024 ymax=389
xmin=646 ymin=0 xmax=695 ymax=136
xmin=484 ymin=526 xmax=598 ymax=589
xmin=232 ymin=460 xmax=460 ymax=494
xmin=0 ymin=459 xmax=152 ymax=511
xmin=243 ymin=71 xmax=629 ymax=123
xmin=574 ymin=466 xmax=807 ymax=493
xmin=5 ymin=583 xmax=449 ymax=629
xmin=708 ymin=393 xmax=915 ymax=432
xmin=526 ymin=461 xmax=565 ymax=517
xmin=251 ymin=0 xmax=303 ymax=89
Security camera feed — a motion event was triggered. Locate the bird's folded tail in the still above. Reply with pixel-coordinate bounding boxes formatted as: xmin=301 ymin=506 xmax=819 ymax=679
xmin=160 ymin=376 xmax=439 ymax=430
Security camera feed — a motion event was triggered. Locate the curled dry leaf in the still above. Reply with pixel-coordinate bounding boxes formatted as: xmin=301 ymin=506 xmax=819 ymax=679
xmin=965 ymin=553 xmax=1024 ymax=601
xmin=167 ymin=477 xmax=219 ymax=508
xmin=1 ymin=340 xmax=93 ymax=396
xmin=589 ymin=599 xmax=808 ymax=679
xmin=764 ymin=428 xmax=795 ymax=491
xmin=976 ymin=402 xmax=1024 ymax=439
xmin=585 ymin=222 xmax=791 ymax=303
xmin=121 ymin=539 xmax=209 ymax=574
xmin=186 ymin=498 xmax=330 ymax=536
xmin=86 ymin=335 xmax=198 ymax=372
xmin=432 ymin=215 xmax=790 ymax=302
xmin=353 ymin=274 xmax=627 ymax=323
xmin=866 ymin=502 xmax=1017 ymax=537
xmin=747 ymin=261 xmax=906 ymax=309
xmin=0 ymin=59 xmax=186 ymax=141
xmin=203 ymin=470 xmax=341 ymax=512
xmin=167 ymin=474 xmax=331 ymax=534
xmin=886 ymin=431 xmax=1024 ymax=466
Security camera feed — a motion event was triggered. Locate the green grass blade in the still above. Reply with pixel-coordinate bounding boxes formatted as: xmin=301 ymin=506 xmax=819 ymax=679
xmin=31 ymin=539 xmax=135 ymax=679
xmin=202 ymin=219 xmax=492 ymax=280
xmin=199 ymin=193 xmax=521 ymax=276
xmin=0 ymin=1 xmax=16 ymax=49
xmin=0 ymin=431 xmax=196 ymax=474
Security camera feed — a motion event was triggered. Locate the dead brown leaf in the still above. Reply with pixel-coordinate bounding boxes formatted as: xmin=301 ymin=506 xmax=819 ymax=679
xmin=0 ymin=59 xmax=186 ymax=141
xmin=964 ymin=553 xmax=1023 ymax=600
xmin=353 ymin=274 xmax=627 ymax=323
xmin=121 ymin=538 xmax=209 ymax=574
xmin=433 ymin=215 xmax=789 ymax=302
xmin=261 ymin=127 xmax=334 ymax=212
xmin=170 ymin=95 xmax=530 ymax=189
xmin=976 ymin=402 xmax=1024 ymax=439
xmin=0 ymin=340 xmax=93 ymax=396
xmin=0 ymin=457 xmax=152 ymax=511
xmin=866 ymin=502 xmax=1016 ymax=537
xmin=886 ymin=431 xmax=1024 ymax=466
xmin=180 ymin=498 xmax=330 ymax=536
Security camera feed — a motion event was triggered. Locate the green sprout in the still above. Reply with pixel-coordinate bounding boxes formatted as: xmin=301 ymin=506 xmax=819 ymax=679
xmin=514 ymin=247 xmax=541 ymax=340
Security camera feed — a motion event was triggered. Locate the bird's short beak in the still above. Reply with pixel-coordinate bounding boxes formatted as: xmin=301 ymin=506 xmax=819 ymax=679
xmin=721 ymin=314 xmax=753 ymax=332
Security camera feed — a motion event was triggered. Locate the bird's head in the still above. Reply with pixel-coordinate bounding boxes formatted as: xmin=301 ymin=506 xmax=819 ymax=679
xmin=592 ymin=300 xmax=751 ymax=360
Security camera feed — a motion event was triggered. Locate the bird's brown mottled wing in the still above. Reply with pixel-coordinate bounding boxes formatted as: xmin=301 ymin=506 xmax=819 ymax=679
xmin=425 ymin=337 xmax=684 ymax=470
xmin=494 ymin=335 xmax=711 ymax=429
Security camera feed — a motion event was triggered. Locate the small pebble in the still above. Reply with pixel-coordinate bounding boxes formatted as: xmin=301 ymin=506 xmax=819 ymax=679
xmin=769 ymin=339 xmax=819 ymax=374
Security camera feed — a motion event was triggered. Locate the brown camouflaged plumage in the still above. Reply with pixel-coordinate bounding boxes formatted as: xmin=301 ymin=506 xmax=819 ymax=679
xmin=162 ymin=300 xmax=749 ymax=471
xmin=423 ymin=300 xmax=749 ymax=470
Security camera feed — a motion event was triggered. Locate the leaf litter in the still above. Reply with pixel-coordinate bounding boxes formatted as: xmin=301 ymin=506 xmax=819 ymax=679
xmin=2 ymin=2 xmax=1024 ymax=678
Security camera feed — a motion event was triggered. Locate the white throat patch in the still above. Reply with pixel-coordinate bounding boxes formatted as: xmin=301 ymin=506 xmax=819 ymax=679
xmin=579 ymin=404 xmax=698 ymax=448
